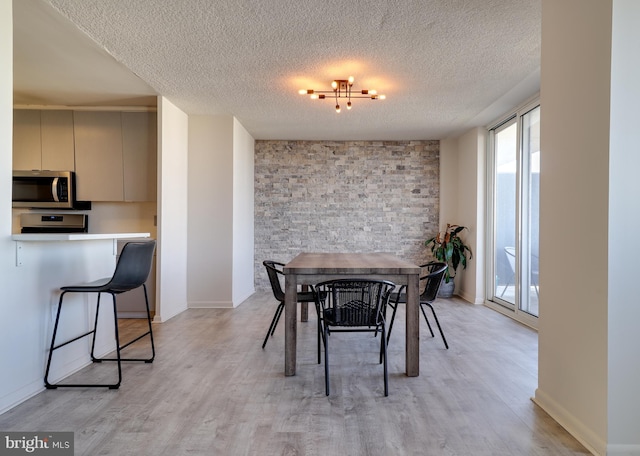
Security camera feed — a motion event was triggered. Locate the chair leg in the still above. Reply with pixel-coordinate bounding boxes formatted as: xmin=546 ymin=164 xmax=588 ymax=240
xmin=44 ymin=291 xmax=121 ymax=389
xmin=110 ymin=295 xmax=123 ymax=388
xmin=315 ymin=299 xmax=327 ymax=364
xmin=142 ymin=284 xmax=156 ymax=362
xmin=324 ymin=324 xmax=330 ymax=396
xmin=96 ymin=287 xmax=155 ymax=363
xmin=89 ymin=293 xmax=103 ymax=361
xmin=317 ymin=313 xmax=322 ymax=364
xmin=262 ymin=302 xmax=284 ymax=349
xmin=419 ymin=303 xmax=435 ymax=337
xmin=381 ymin=325 xmax=388 ymax=397
xmin=385 ymin=291 xmax=403 ymax=345
xmin=423 ymin=303 xmax=448 ymax=349
xmin=44 ymin=292 xmax=67 ymax=389
xmin=270 ymin=304 xmax=284 ymax=336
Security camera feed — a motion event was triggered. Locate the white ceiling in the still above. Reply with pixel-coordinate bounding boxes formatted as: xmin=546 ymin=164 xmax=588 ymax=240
xmin=13 ymin=0 xmax=541 ymax=141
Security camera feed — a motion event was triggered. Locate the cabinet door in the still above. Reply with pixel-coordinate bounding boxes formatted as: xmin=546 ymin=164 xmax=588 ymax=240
xmin=41 ymin=110 xmax=75 ymax=171
xmin=13 ymin=110 xmax=41 ymax=170
xmin=74 ymin=111 xmax=124 ymax=201
xmin=122 ymin=112 xmax=157 ymax=201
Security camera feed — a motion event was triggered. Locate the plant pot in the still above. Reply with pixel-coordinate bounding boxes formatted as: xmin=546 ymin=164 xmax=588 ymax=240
xmin=438 ymin=277 xmax=455 ymax=298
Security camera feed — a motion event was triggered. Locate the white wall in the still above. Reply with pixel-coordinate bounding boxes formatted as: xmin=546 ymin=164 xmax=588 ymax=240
xmin=232 ymin=118 xmax=255 ymax=305
xmin=608 ymin=0 xmax=640 ymax=450
xmin=439 ymin=130 xmax=485 ymax=304
xmin=187 ymin=115 xmax=234 ymax=307
xmin=535 ymin=1 xmax=611 ymax=454
xmin=456 ymin=128 xmax=486 ymax=304
xmin=187 ymin=115 xmax=255 ymax=308
xmin=439 ymin=138 xmax=459 ymax=231
xmin=156 ymin=97 xmax=189 ymax=322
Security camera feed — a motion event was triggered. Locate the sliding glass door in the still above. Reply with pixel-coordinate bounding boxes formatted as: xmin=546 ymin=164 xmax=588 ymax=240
xmin=488 ymin=102 xmax=540 ymax=326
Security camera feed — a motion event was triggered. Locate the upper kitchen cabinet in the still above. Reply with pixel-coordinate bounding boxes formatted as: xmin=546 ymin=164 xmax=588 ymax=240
xmin=122 ymin=112 xmax=157 ymax=202
xmin=13 ymin=110 xmax=75 ymax=171
xmin=74 ymin=110 xmax=157 ymax=202
xmin=74 ymin=111 xmax=125 ymax=202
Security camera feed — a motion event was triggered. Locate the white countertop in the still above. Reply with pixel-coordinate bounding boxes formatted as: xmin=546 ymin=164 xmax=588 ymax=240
xmin=12 ymin=232 xmax=151 ymax=241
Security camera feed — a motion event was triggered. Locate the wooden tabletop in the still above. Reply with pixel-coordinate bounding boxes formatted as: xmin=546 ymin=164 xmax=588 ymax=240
xmin=284 ymin=252 xmax=420 ymax=275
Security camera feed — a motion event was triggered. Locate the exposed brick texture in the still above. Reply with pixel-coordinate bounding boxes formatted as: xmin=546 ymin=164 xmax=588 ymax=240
xmin=254 ymin=140 xmax=439 ymax=290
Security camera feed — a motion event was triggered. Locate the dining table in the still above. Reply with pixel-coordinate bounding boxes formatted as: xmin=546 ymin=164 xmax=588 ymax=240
xmin=283 ymin=252 xmax=422 ymax=377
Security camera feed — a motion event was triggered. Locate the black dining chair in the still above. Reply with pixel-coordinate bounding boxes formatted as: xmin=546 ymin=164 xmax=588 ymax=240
xmin=262 ymin=260 xmax=316 ymax=349
xmin=44 ymin=240 xmax=156 ymax=389
xmin=314 ymin=279 xmax=396 ymax=396
xmin=386 ymin=262 xmax=449 ymax=349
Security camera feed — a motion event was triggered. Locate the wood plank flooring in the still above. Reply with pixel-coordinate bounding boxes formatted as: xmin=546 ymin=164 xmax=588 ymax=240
xmin=0 ymin=293 xmax=590 ymax=455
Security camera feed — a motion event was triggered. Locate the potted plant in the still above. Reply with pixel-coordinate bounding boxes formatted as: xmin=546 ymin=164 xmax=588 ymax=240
xmin=425 ymin=224 xmax=473 ymax=298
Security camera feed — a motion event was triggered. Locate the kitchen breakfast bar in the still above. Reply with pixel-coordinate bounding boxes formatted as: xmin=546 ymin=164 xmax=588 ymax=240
xmin=11 ymin=232 xmax=151 ymax=386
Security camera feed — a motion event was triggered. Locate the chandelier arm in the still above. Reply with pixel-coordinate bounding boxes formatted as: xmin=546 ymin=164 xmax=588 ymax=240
xmin=300 ymin=77 xmax=385 ymax=109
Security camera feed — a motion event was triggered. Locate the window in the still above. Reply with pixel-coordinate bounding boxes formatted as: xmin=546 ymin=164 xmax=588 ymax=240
xmin=486 ymin=101 xmax=540 ymax=328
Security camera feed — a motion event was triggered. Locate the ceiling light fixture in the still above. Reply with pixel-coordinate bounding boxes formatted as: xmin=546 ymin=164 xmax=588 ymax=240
xmin=299 ymin=76 xmax=386 ymax=113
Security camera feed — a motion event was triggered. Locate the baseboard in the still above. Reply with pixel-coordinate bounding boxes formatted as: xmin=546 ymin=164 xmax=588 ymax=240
xmin=117 ymin=311 xmax=149 ymax=319
xmin=455 ymin=289 xmax=484 ymax=304
xmin=532 ymin=388 xmax=606 ymax=456
xmin=188 ymin=300 xmax=234 ymax=309
xmin=0 ymin=379 xmax=45 ymax=416
xmin=188 ymin=289 xmax=255 ymax=309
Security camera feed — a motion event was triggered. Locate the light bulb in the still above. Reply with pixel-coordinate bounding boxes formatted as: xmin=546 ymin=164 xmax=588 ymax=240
xmin=331 ymin=81 xmax=338 ymax=90
xmin=347 ymin=101 xmax=352 ymax=109
xmin=379 ymin=95 xmax=386 ymax=100
xmin=348 ymin=76 xmax=354 ymax=85
xmin=369 ymin=90 xmax=377 ymax=95
xmin=335 ymin=104 xmax=341 ymax=113
xmin=310 ymin=94 xmax=318 ymax=99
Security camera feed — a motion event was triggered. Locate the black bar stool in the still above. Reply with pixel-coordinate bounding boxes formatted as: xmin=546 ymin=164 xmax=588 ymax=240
xmin=44 ymin=240 xmax=156 ymax=389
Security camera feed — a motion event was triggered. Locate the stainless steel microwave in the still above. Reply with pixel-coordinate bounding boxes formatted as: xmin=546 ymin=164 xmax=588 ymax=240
xmin=12 ymin=170 xmax=76 ymax=209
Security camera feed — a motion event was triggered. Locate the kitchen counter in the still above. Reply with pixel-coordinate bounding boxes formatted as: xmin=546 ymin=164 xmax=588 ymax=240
xmin=12 ymin=232 xmax=150 ymax=241
xmin=11 ymin=233 xmax=151 ymax=267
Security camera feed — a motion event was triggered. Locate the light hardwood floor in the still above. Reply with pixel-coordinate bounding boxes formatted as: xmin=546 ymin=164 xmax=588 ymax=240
xmin=0 ymin=293 xmax=589 ymax=455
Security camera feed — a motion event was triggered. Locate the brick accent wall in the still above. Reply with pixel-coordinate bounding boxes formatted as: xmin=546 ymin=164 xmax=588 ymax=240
xmin=254 ymin=140 xmax=439 ymax=290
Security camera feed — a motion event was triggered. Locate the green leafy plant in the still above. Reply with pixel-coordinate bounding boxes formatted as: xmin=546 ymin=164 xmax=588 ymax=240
xmin=425 ymin=224 xmax=473 ymax=283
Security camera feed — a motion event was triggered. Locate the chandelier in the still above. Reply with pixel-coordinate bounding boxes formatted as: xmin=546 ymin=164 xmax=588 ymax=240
xmin=298 ymin=76 xmax=386 ymax=113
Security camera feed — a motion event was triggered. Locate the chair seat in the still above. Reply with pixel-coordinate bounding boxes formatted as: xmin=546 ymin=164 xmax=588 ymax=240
xmin=61 ymin=277 xmax=125 ymax=293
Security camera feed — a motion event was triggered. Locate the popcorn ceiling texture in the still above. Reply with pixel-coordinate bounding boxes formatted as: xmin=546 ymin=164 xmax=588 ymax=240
xmin=254 ymin=140 xmax=439 ymax=290
xmin=34 ymin=0 xmax=541 ymax=140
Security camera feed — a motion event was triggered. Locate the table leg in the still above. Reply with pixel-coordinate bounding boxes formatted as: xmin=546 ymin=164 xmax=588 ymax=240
xmin=284 ymin=273 xmax=298 ymax=376
xmin=301 ymin=284 xmax=309 ymax=322
xmin=405 ymin=273 xmax=420 ymax=376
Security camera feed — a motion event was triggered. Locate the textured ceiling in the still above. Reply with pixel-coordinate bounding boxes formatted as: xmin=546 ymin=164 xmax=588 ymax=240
xmin=13 ymin=0 xmax=541 ymax=140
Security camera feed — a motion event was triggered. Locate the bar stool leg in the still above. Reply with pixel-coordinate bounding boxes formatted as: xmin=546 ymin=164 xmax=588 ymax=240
xmin=44 ymin=292 xmax=66 ymax=389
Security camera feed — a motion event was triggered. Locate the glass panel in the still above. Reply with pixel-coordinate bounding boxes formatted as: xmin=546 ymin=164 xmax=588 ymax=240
xmin=494 ymin=121 xmax=517 ymax=306
xmin=520 ymin=106 xmax=540 ymax=316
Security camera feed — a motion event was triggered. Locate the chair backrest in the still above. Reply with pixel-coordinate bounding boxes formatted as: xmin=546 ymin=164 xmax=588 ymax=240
xmin=108 ymin=240 xmax=156 ymax=292
xmin=263 ymin=260 xmax=286 ymax=302
xmin=419 ymin=262 xmax=448 ymax=303
xmin=316 ymin=279 xmax=395 ymax=326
